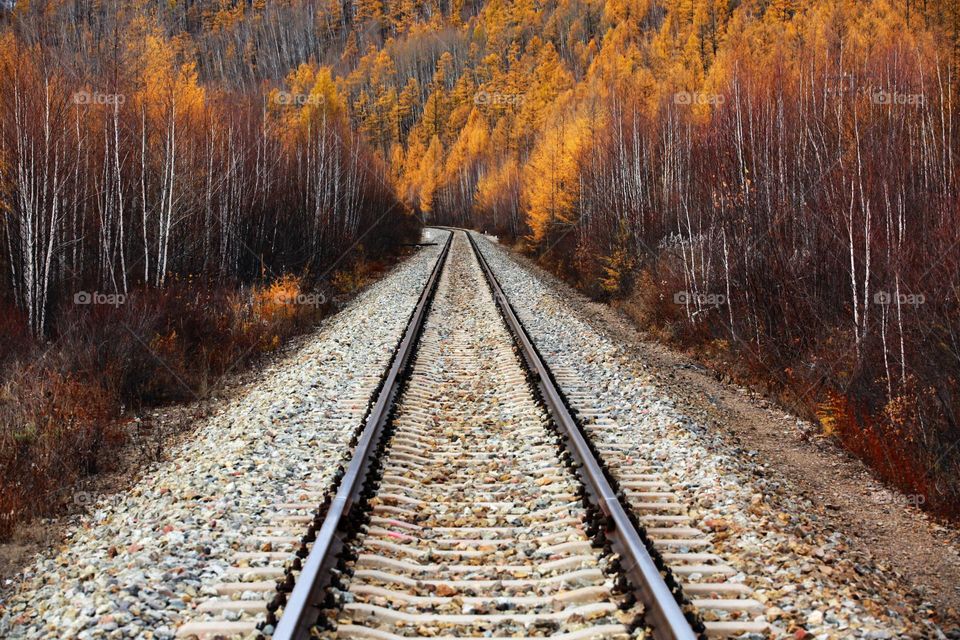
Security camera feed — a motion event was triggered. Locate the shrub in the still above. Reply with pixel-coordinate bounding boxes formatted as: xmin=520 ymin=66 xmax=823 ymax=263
xmin=0 ymin=273 xmax=332 ymax=539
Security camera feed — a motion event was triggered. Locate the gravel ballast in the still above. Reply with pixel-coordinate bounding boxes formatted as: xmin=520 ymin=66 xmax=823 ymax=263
xmin=0 ymin=232 xmax=449 ymax=640
xmin=316 ymin=230 xmax=643 ymax=639
xmin=471 ymin=232 xmax=951 ymax=640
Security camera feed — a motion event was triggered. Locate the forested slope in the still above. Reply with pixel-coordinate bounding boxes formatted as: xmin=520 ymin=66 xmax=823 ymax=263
xmin=0 ymin=0 xmax=419 ymax=536
xmin=329 ymin=0 xmax=960 ymax=516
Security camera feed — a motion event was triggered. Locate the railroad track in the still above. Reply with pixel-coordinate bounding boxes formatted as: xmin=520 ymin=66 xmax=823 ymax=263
xmin=177 ymin=230 xmax=766 ymax=640
xmin=469 ymin=234 xmax=767 ymax=637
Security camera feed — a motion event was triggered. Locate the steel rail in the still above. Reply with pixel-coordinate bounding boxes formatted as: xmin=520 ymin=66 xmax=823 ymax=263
xmin=465 ymin=230 xmax=702 ymax=640
xmin=272 ymin=231 xmax=452 ymax=640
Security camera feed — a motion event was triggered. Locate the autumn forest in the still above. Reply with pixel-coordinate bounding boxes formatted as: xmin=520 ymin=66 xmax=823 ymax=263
xmin=1 ymin=0 xmax=960 ymax=536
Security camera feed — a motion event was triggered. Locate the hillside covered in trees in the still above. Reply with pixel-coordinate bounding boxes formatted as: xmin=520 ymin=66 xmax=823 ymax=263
xmin=0 ymin=0 xmax=420 ymax=536
xmin=331 ymin=0 xmax=960 ymax=518
xmin=1 ymin=0 xmax=959 ymax=530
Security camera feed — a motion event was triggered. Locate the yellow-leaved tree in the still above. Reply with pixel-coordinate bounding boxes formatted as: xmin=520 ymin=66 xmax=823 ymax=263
xmin=475 ymin=156 xmax=521 ymax=231
xmin=272 ymin=64 xmax=348 ymax=144
xmin=522 ymin=108 xmax=590 ymax=243
xmin=414 ymin=135 xmax=445 ymax=216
